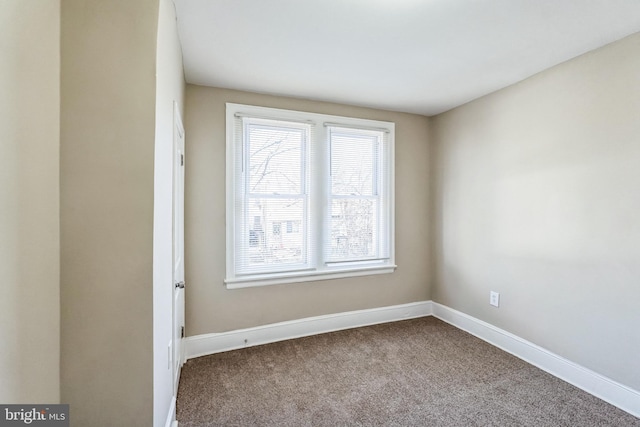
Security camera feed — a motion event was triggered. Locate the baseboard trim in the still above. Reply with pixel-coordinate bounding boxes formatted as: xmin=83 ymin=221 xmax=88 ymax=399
xmin=163 ymin=396 xmax=176 ymax=427
xmin=185 ymin=301 xmax=432 ymax=360
xmin=432 ymin=302 xmax=640 ymax=418
xmin=183 ymin=300 xmax=639 ymax=418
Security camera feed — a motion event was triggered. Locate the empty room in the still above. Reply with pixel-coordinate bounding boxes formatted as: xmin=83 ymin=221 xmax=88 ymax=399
xmin=2 ymin=0 xmax=639 ymax=426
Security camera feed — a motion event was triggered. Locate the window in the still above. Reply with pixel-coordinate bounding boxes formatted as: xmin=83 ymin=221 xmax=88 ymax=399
xmin=226 ymin=103 xmax=395 ymax=288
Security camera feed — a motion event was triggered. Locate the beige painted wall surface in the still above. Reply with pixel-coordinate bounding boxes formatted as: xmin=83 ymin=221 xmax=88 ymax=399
xmin=61 ymin=0 xmax=158 ymax=425
xmin=185 ymin=86 xmax=431 ymax=334
xmin=0 ymin=0 xmax=60 ymax=403
xmin=432 ymin=32 xmax=640 ymax=391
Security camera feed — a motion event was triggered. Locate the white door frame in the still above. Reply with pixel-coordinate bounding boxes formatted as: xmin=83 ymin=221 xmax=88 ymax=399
xmin=172 ymin=101 xmax=186 ymax=396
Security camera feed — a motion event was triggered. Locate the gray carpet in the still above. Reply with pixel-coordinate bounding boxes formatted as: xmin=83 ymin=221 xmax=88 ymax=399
xmin=177 ymin=317 xmax=640 ymax=426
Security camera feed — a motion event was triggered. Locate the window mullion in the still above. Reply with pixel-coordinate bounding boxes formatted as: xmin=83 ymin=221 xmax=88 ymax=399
xmin=313 ymin=124 xmax=329 ymax=271
xmin=375 ymin=136 xmax=382 ymax=258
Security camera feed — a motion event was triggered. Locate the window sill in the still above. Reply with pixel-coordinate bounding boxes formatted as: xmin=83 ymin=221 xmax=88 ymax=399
xmin=225 ymin=264 xmax=397 ymax=289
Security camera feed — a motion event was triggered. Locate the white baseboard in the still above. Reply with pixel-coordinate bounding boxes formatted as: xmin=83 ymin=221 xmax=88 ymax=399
xmin=182 ymin=300 xmax=639 ymax=418
xmin=163 ymin=396 xmax=176 ymax=427
xmin=185 ymin=301 xmax=432 ymax=360
xmin=432 ymin=302 xmax=640 ymax=418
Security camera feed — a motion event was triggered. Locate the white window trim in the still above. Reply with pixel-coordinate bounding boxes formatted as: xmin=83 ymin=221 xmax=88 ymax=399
xmin=225 ymin=103 xmax=396 ymax=289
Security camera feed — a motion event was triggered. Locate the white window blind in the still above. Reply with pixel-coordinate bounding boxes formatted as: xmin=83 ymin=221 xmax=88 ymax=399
xmin=326 ymin=126 xmax=390 ymax=264
xmin=233 ymin=116 xmax=314 ymax=275
xmin=226 ymin=104 xmax=395 ymax=288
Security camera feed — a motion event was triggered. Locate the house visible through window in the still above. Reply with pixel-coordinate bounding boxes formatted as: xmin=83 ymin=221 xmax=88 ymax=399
xmin=226 ymin=103 xmax=395 ymax=288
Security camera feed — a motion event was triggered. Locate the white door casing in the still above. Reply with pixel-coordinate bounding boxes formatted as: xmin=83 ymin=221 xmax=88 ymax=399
xmin=172 ymin=101 xmax=185 ymax=396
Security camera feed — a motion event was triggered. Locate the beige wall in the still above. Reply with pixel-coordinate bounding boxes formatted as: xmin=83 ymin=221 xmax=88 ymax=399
xmin=432 ymin=32 xmax=640 ymax=391
xmin=185 ymin=86 xmax=431 ymax=334
xmin=61 ymin=1 xmax=158 ymax=425
xmin=0 ymin=0 xmax=60 ymax=403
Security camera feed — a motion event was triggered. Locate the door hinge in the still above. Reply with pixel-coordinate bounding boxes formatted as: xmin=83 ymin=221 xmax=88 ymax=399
xmin=181 ymin=326 xmax=185 ymax=338
xmin=180 ymin=154 xmax=184 ymax=166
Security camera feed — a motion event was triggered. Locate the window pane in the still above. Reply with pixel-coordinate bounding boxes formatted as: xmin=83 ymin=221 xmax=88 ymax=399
xmin=329 ymin=199 xmax=378 ymax=260
xmin=331 ymin=132 xmax=376 ymax=196
xmin=248 ymin=124 xmax=303 ymax=195
xmin=244 ymin=197 xmax=306 ymax=269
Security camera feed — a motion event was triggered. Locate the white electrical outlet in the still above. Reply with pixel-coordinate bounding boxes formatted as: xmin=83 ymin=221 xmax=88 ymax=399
xmin=490 ymin=291 xmax=500 ymax=307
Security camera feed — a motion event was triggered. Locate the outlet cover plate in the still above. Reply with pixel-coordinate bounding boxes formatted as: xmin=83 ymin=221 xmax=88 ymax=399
xmin=490 ymin=291 xmax=500 ymax=307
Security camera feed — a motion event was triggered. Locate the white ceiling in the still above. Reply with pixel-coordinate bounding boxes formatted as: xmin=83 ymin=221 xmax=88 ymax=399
xmin=174 ymin=0 xmax=640 ymax=116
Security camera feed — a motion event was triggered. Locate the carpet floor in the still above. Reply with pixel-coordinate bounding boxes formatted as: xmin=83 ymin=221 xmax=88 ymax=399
xmin=177 ymin=317 xmax=640 ymax=426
